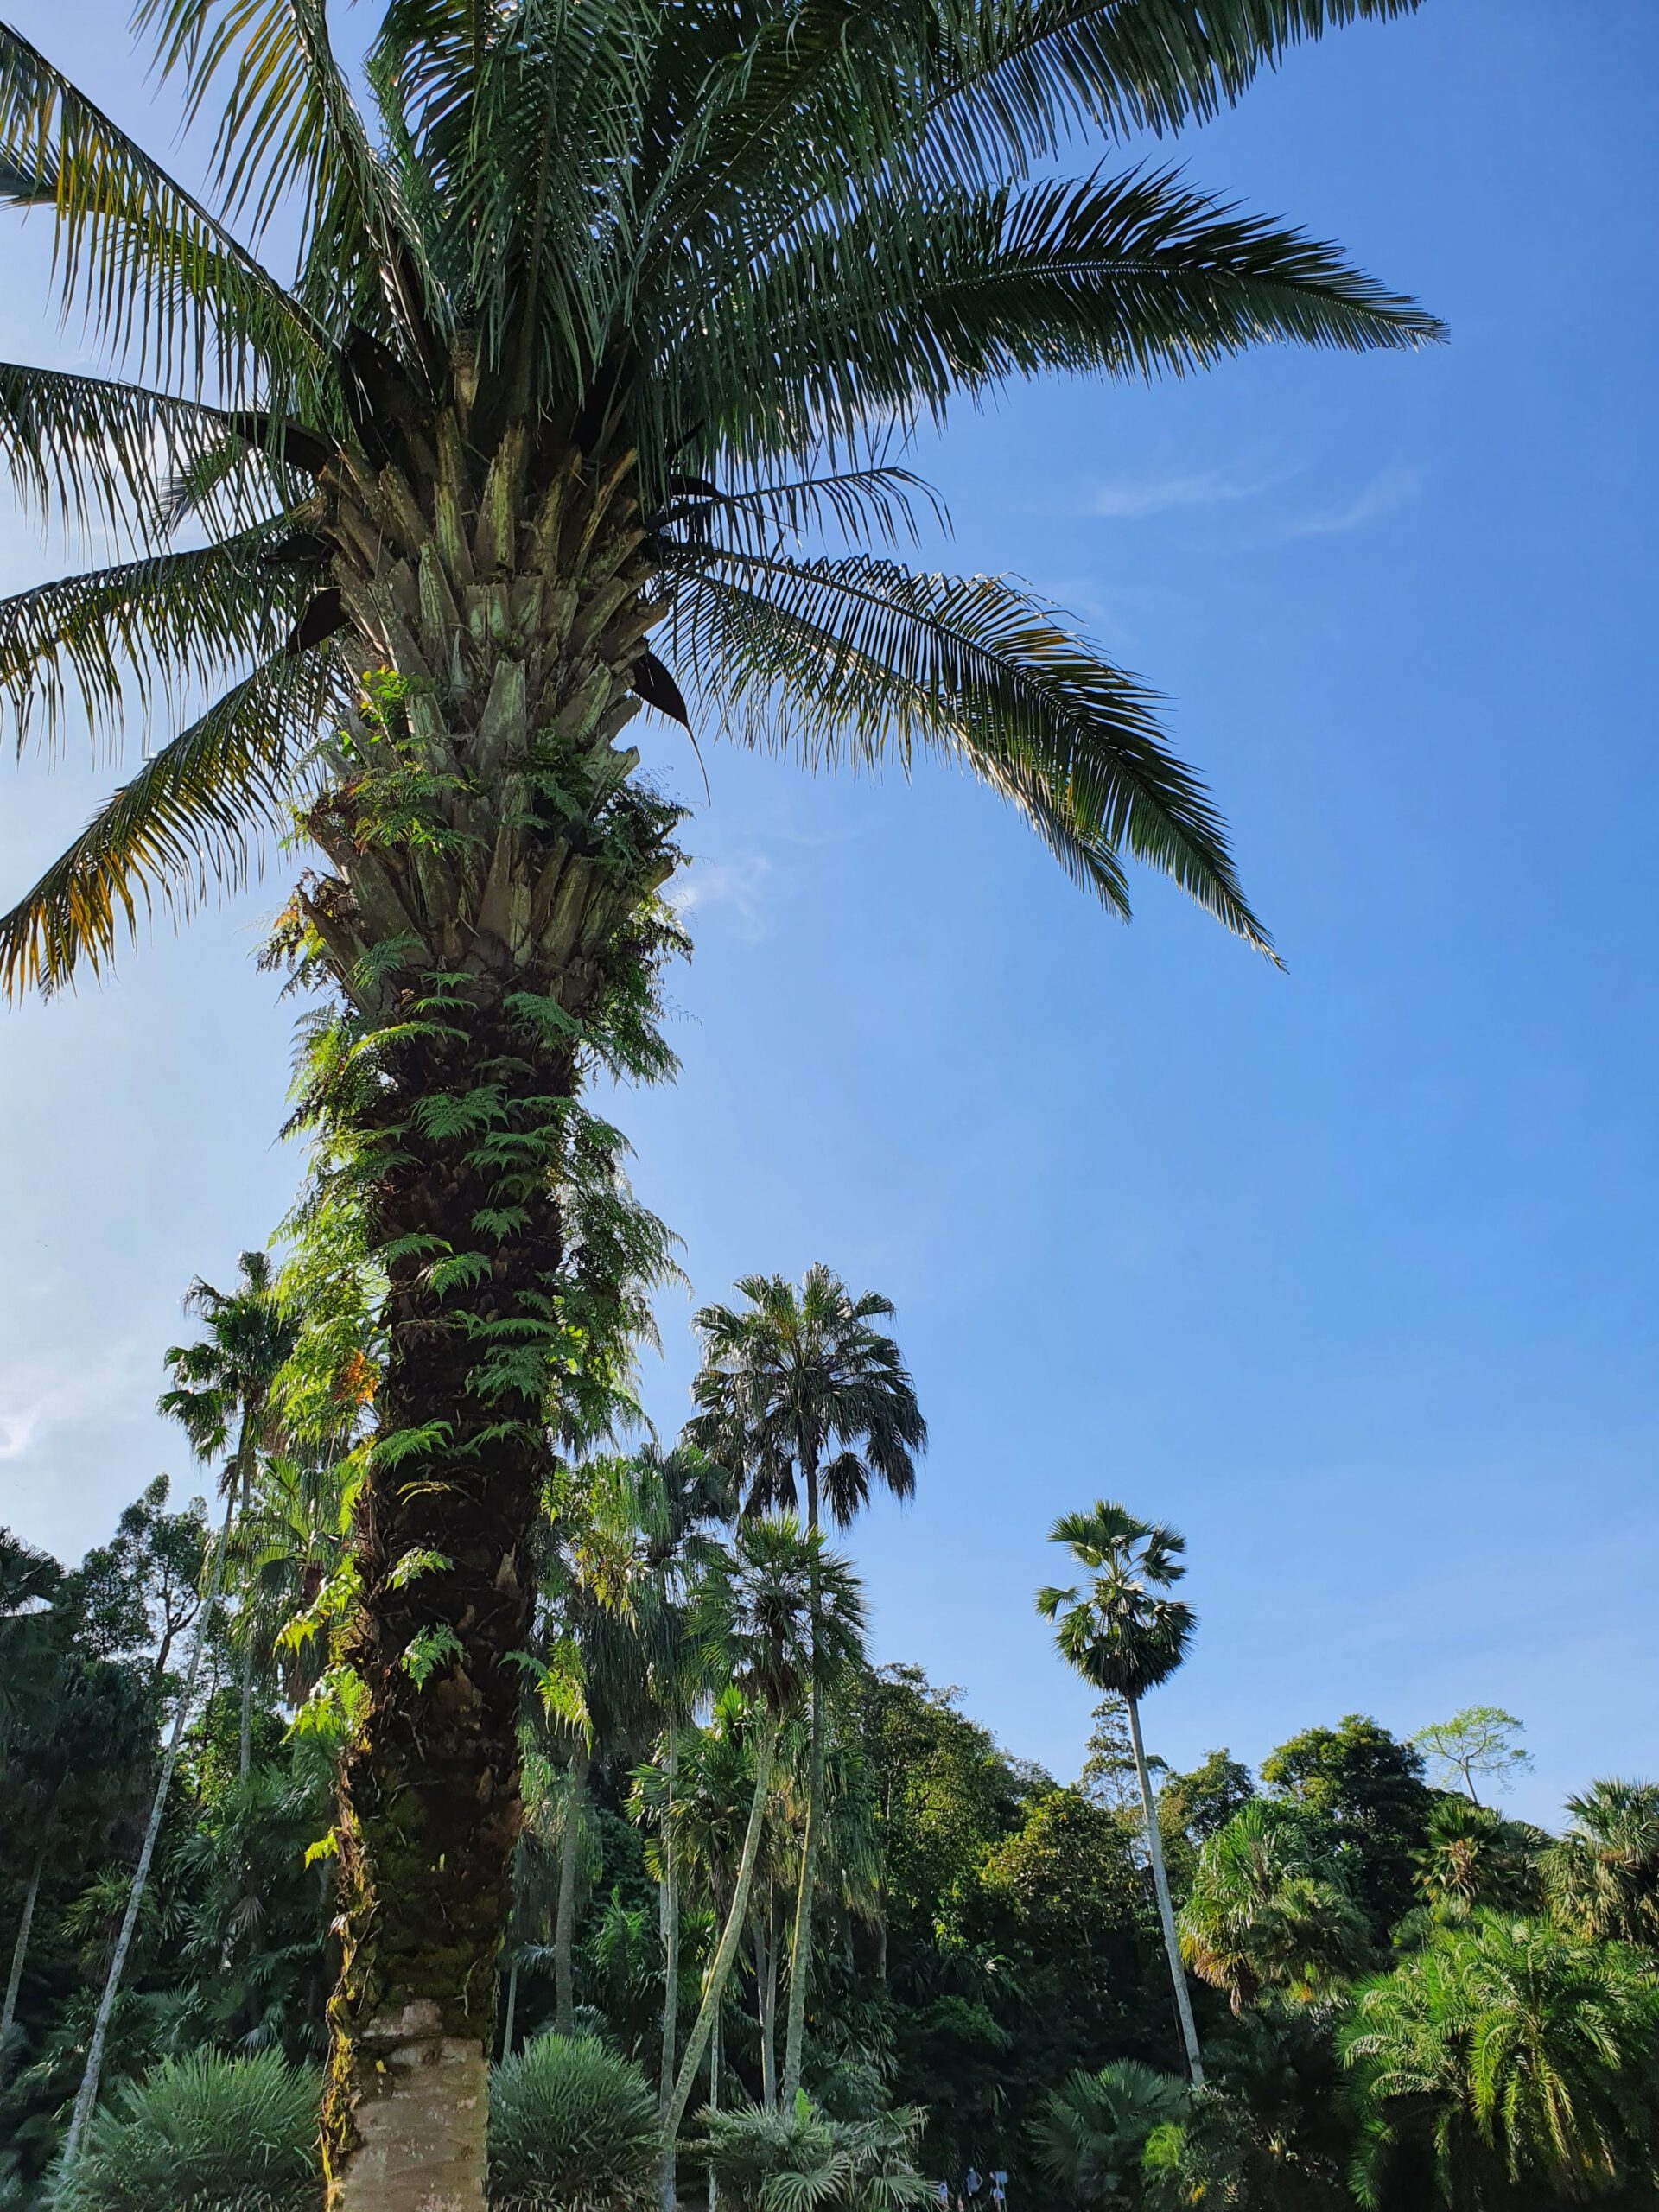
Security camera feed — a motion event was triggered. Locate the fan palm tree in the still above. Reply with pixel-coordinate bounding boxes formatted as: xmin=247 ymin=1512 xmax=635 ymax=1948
xmin=1545 ymin=1780 xmax=1659 ymax=1953
xmin=1339 ymin=1912 xmax=1659 ymax=2209
xmin=0 ymin=5 xmax=1438 ymax=2195
xmin=159 ymin=1250 xmax=301 ymax=1779
xmin=1178 ymin=1799 xmax=1370 ymax=2014
xmin=689 ymin=1267 xmax=924 ymax=2103
xmin=1037 ymin=1501 xmax=1205 ymax=2084
xmin=663 ymin=1518 xmax=864 ymax=2152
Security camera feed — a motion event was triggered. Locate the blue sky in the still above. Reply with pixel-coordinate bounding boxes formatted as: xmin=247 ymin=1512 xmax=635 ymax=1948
xmin=2 ymin=0 xmax=1656 ymax=1827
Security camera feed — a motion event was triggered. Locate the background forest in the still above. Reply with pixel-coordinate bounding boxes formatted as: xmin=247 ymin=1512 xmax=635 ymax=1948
xmin=4 ymin=1250 xmax=1657 ymax=2211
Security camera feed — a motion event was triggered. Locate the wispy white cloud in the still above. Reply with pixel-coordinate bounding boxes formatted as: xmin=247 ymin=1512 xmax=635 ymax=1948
xmin=0 ymin=1358 xmax=132 ymax=1462
xmin=1281 ymin=461 xmax=1424 ymax=539
xmin=1085 ymin=462 xmax=1283 ymax=521
xmin=670 ymin=851 xmax=776 ymax=944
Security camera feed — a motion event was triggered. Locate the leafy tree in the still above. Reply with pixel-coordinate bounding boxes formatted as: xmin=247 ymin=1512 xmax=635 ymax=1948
xmin=58 ymin=1478 xmax=209 ymax=1688
xmin=1079 ymin=1697 xmax=1143 ymax=1819
xmin=1261 ymin=1716 xmax=1433 ymax=1941
xmin=0 ymin=1 xmax=1437 ymax=2189
xmin=1412 ymin=1709 xmax=1533 ymax=1808
xmin=1178 ymin=1801 xmax=1370 ymax=2015
xmin=1158 ymin=1750 xmax=1257 ymax=1893
xmin=690 ymin=1266 xmax=925 ymax=2104
xmin=1340 ymin=1913 xmax=1659 ymax=2209
xmin=1038 ymin=1502 xmax=1205 ymax=2084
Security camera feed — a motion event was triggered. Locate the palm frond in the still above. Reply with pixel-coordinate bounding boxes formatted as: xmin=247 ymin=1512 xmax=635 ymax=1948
xmin=668 ymin=549 xmax=1272 ymax=952
xmin=0 ymin=645 xmax=340 ymax=996
xmin=0 ymin=363 xmax=278 ymax=543
xmin=0 ymin=24 xmax=320 ymax=393
xmin=0 ymin=525 xmax=312 ymax=751
xmin=679 ymin=168 xmax=1440 ymax=467
xmin=665 ymin=466 xmax=948 ymax=555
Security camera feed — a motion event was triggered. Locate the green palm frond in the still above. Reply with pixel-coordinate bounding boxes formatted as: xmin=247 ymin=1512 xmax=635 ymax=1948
xmin=685 ymin=168 xmax=1440 ymax=465
xmin=670 ymin=549 xmax=1269 ymax=951
xmin=0 ymin=646 xmax=339 ymax=995
xmin=0 ymin=525 xmax=312 ymax=750
xmin=0 ymin=24 xmax=320 ymax=391
xmin=0 ymin=364 xmax=277 ymax=542
xmin=670 ymin=467 xmax=948 ymax=555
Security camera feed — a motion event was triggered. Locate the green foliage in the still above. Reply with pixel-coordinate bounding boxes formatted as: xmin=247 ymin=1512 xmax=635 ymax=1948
xmin=1340 ymin=1913 xmax=1659 ymax=2208
xmin=1179 ymin=1802 xmax=1371 ymax=2014
xmin=1261 ymin=1715 xmax=1433 ymax=1940
xmin=487 ymin=2034 xmax=660 ymax=2212
xmin=49 ymin=2050 xmax=321 ymax=2212
xmin=1036 ymin=1503 xmax=1194 ymax=1705
xmin=1032 ymin=2061 xmax=1189 ymax=2208
xmin=1412 ymin=1709 xmax=1533 ymax=1806
xmin=696 ymin=2093 xmax=935 ymax=2212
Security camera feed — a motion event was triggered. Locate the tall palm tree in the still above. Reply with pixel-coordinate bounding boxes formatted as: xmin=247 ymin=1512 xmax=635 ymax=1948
xmin=1545 ymin=1780 xmax=1659 ymax=1953
xmin=662 ymin=1517 xmax=864 ymax=2152
xmin=1038 ymin=1501 xmax=1205 ymax=2085
xmin=690 ymin=1266 xmax=924 ymax=2102
xmin=1339 ymin=1912 xmax=1659 ymax=2209
xmin=160 ymin=1250 xmax=301 ymax=1778
xmin=1178 ymin=1799 xmax=1370 ymax=2015
xmin=0 ymin=7 xmax=1437 ymax=2196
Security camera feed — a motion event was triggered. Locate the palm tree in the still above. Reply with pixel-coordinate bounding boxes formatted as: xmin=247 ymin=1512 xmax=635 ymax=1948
xmin=1178 ymin=1799 xmax=1370 ymax=2014
xmin=1038 ymin=1501 xmax=1205 ymax=2085
xmin=1545 ymin=1780 xmax=1659 ymax=1952
xmin=158 ymin=1250 xmax=301 ymax=1779
xmin=1032 ymin=2059 xmax=1189 ymax=2209
xmin=0 ymin=7 xmax=1437 ymax=2192
xmin=1339 ymin=1912 xmax=1659 ymax=2208
xmin=662 ymin=1518 xmax=864 ymax=2152
xmin=690 ymin=1267 xmax=925 ymax=2102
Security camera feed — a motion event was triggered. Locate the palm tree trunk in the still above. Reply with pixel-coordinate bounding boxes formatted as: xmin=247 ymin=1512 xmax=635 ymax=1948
xmin=707 ymin=1993 xmax=721 ymax=2212
xmin=307 ymin=433 xmax=678 ymax=2212
xmin=658 ymin=1718 xmax=680 ymax=2211
xmin=554 ymin=1747 xmax=590 ymax=2037
xmin=61 ymin=1491 xmax=235 ymax=2171
xmin=0 ymin=1844 xmax=45 ymax=2088
xmin=1126 ymin=1694 xmax=1205 ymax=2089
xmin=781 ymin=1452 xmax=822 ymax=2105
xmin=501 ymin=1953 xmax=519 ymax=2059
xmin=663 ymin=1722 xmax=777 ymax=2147
xmin=757 ymin=1886 xmax=778 ymax=2111
xmin=238 ymin=1636 xmax=256 ymax=1783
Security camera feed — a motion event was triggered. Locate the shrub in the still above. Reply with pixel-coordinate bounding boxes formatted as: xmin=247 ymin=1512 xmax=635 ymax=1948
xmin=696 ymin=2094 xmax=935 ymax=2212
xmin=1032 ymin=2062 xmax=1189 ymax=2209
xmin=50 ymin=2051 xmax=321 ymax=2212
xmin=488 ymin=2034 xmax=660 ymax=2212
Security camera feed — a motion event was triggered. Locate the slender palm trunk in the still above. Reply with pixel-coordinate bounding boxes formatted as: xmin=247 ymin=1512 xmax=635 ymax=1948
xmin=658 ymin=1719 xmax=680 ymax=2211
xmin=238 ymin=1639 xmax=256 ymax=1783
xmin=309 ymin=429 xmax=679 ymax=2212
xmin=501 ymin=1954 xmax=519 ymax=2059
xmin=757 ymin=1885 xmax=779 ymax=2111
xmin=0 ymin=1844 xmax=45 ymax=2088
xmin=781 ymin=1453 xmax=822 ymax=2104
xmin=663 ymin=1722 xmax=776 ymax=2147
xmin=707 ymin=1994 xmax=721 ymax=2212
xmin=62 ymin=1492 xmax=235 ymax=2169
xmin=553 ymin=1747 xmax=590 ymax=2037
xmin=1126 ymin=1695 xmax=1204 ymax=2089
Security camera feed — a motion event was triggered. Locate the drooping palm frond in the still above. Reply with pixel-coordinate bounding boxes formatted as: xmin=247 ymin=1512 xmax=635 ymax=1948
xmin=0 ymin=524 xmax=313 ymax=750
xmin=0 ymin=646 xmax=340 ymax=994
xmin=670 ymin=550 xmax=1270 ymax=951
xmin=0 ymin=24 xmax=321 ymax=393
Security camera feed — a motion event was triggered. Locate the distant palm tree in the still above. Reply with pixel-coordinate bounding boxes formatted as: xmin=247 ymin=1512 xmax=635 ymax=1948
xmin=1340 ymin=1912 xmax=1659 ymax=2208
xmin=1413 ymin=1797 xmax=1542 ymax=1921
xmin=1033 ymin=2058 xmax=1189 ymax=2209
xmin=663 ymin=1518 xmax=864 ymax=2149
xmin=1178 ymin=1800 xmax=1370 ymax=2014
xmin=690 ymin=1267 xmax=923 ymax=2103
xmin=0 ymin=5 xmax=1436 ymax=2192
xmin=159 ymin=1250 xmax=300 ymax=1780
xmin=1546 ymin=1780 xmax=1659 ymax=1952
xmin=1038 ymin=1501 xmax=1205 ymax=2084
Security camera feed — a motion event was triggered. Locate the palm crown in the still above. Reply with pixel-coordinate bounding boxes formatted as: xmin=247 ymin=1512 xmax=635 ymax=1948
xmin=0 ymin=0 xmax=1439 ymax=994
xmin=1037 ymin=1498 xmax=1195 ymax=1702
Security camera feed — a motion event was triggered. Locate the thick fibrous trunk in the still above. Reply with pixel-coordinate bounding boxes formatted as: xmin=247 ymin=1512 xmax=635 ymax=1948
xmin=305 ymin=423 xmax=681 ymax=2210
